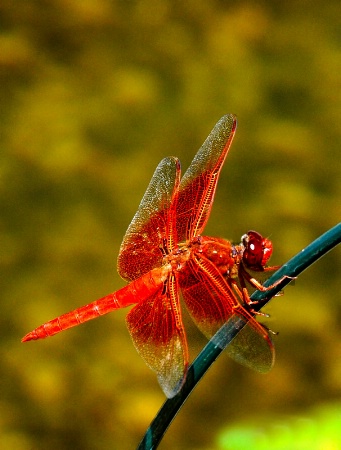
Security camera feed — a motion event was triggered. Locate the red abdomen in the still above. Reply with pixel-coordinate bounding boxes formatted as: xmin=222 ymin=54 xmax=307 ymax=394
xmin=22 ymin=267 xmax=168 ymax=342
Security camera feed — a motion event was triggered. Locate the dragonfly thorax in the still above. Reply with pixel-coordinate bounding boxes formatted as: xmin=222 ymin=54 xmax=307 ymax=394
xmin=197 ymin=236 xmax=237 ymax=277
xmin=162 ymin=242 xmax=192 ymax=272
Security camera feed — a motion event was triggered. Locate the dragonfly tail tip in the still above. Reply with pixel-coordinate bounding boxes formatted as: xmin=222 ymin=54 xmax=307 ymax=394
xmin=21 ymin=332 xmax=36 ymax=342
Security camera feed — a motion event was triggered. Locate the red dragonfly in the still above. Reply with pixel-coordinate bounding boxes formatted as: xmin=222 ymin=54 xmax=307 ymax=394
xmin=23 ymin=114 xmax=281 ymax=398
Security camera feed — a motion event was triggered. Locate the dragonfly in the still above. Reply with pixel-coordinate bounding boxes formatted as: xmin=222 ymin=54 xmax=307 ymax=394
xmin=22 ymin=114 xmax=283 ymax=398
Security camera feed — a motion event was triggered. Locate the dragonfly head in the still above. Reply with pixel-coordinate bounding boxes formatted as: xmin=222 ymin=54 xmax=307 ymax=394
xmin=242 ymin=230 xmax=273 ymax=271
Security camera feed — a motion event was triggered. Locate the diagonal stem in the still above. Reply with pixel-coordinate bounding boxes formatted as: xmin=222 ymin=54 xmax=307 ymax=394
xmin=136 ymin=223 xmax=341 ymax=450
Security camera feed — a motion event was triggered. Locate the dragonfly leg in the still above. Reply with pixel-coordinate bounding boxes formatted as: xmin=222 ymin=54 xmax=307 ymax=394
xmin=230 ymin=281 xmax=270 ymax=317
xmin=246 ymin=274 xmax=295 ymax=292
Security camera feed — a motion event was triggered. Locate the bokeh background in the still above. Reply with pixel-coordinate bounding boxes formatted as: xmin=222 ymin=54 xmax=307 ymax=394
xmin=1 ymin=1 xmax=340 ymax=449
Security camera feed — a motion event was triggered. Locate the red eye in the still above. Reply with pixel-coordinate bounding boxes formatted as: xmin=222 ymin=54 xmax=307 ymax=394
xmin=242 ymin=230 xmax=273 ymax=270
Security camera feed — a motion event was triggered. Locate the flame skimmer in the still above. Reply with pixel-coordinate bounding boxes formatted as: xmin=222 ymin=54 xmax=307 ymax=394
xmin=22 ymin=115 xmax=281 ymax=398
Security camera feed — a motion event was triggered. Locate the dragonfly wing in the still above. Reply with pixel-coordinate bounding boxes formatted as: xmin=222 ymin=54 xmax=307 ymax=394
xmin=126 ymin=274 xmax=188 ymax=398
xmin=118 ymin=157 xmax=181 ymax=281
xmin=212 ymin=317 xmax=275 ymax=373
xmin=181 ymin=257 xmax=274 ymax=373
xmin=176 ymin=114 xmax=237 ymax=242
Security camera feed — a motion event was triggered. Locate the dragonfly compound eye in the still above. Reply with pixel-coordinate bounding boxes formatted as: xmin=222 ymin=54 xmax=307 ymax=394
xmin=243 ymin=230 xmax=272 ymax=270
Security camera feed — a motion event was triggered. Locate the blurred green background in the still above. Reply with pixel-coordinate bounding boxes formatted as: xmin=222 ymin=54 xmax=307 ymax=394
xmin=1 ymin=1 xmax=340 ymax=449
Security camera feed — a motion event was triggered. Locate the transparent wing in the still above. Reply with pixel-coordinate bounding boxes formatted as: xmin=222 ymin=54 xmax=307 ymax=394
xmin=176 ymin=114 xmax=237 ymax=242
xmin=126 ymin=275 xmax=188 ymax=398
xmin=212 ymin=316 xmax=275 ymax=374
xmin=181 ymin=256 xmax=274 ymax=373
xmin=118 ymin=157 xmax=181 ymax=281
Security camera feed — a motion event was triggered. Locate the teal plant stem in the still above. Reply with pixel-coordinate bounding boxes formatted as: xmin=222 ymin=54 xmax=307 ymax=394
xmin=137 ymin=223 xmax=341 ymax=450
